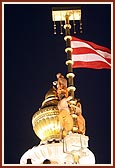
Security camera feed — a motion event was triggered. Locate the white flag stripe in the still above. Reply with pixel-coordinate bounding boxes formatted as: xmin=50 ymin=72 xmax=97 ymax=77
xmin=96 ymin=50 xmax=111 ymax=58
xmin=72 ymin=53 xmax=111 ymax=66
xmin=71 ymin=41 xmax=110 ymax=58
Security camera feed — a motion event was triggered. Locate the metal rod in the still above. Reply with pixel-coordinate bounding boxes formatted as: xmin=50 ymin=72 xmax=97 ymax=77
xmin=64 ymin=15 xmax=75 ymax=98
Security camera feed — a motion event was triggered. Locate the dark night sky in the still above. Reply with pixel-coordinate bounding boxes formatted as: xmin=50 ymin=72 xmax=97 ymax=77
xmin=4 ymin=3 xmax=111 ymax=165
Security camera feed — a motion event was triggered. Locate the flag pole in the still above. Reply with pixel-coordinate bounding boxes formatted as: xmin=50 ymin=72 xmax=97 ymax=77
xmin=64 ymin=14 xmax=76 ymax=99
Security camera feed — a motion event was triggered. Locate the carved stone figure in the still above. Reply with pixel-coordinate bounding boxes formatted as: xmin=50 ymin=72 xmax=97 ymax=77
xmin=55 ymin=73 xmax=68 ymax=99
xmin=75 ymin=102 xmax=86 ymax=135
xmin=57 ymin=96 xmax=73 ymax=134
xmin=69 ymin=100 xmax=86 ymax=135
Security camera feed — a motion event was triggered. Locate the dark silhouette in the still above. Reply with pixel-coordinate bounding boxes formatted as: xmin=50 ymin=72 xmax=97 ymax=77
xmin=43 ymin=159 xmax=51 ymax=164
xmin=26 ymin=158 xmax=32 ymax=164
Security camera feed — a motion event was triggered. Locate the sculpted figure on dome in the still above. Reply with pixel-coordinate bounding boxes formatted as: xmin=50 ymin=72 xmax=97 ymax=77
xmin=57 ymin=96 xmax=73 ymax=136
xmin=76 ymin=102 xmax=86 ymax=135
xmin=53 ymin=73 xmax=68 ymax=100
xmin=69 ymin=100 xmax=86 ymax=135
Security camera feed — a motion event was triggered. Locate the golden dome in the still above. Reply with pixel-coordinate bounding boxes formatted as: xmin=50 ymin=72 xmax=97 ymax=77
xmin=41 ymin=86 xmax=59 ymax=108
xmin=32 ymin=86 xmax=83 ymax=144
xmin=45 ymin=86 xmax=57 ymax=99
xmin=32 ymin=86 xmax=61 ymax=144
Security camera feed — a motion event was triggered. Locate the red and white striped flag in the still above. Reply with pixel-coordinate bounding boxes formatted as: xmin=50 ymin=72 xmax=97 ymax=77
xmin=71 ymin=36 xmax=111 ymax=69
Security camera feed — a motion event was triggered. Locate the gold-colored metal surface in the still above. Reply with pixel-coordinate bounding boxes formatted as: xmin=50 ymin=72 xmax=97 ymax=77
xmin=32 ymin=85 xmax=84 ymax=143
xmin=52 ymin=9 xmax=81 ymax=21
xmin=32 ymin=87 xmax=61 ymax=143
xmin=32 ymin=106 xmax=61 ymax=142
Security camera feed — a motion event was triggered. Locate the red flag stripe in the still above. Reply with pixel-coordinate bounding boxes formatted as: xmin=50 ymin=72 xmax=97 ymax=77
xmin=71 ymin=36 xmax=111 ymax=53
xmin=72 ymin=53 xmax=111 ymax=67
xmin=72 ymin=61 xmax=111 ymax=69
xmin=72 ymin=48 xmax=111 ymax=60
xmin=71 ymin=36 xmax=111 ymax=69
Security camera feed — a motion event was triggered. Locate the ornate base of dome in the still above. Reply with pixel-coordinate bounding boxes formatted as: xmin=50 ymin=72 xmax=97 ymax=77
xmin=20 ymin=133 xmax=95 ymax=165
